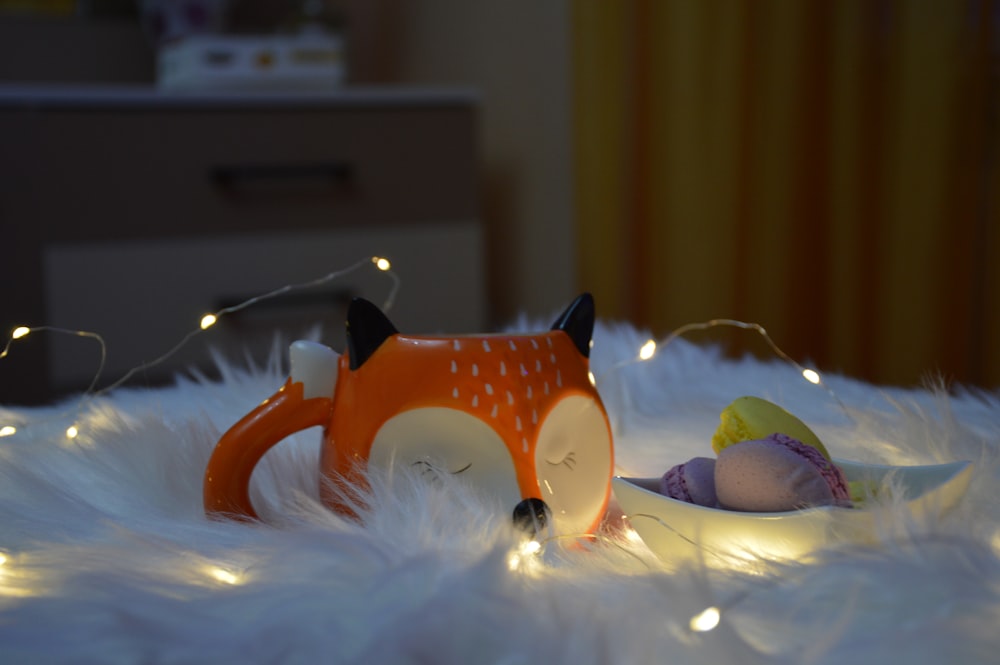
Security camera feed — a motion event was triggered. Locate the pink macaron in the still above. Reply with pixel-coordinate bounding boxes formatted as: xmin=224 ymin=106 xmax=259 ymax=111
xmin=659 ymin=456 xmax=718 ymax=507
xmin=714 ymin=433 xmax=851 ymax=512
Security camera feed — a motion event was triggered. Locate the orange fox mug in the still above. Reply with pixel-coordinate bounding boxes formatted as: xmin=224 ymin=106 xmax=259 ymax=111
xmin=203 ymin=294 xmax=614 ymax=535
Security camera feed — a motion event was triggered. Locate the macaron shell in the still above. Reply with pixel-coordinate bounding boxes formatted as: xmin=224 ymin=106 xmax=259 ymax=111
xmin=659 ymin=463 xmax=692 ymax=502
xmin=715 ymin=439 xmax=836 ymax=512
xmin=659 ymin=457 xmax=718 ymax=507
xmin=681 ymin=456 xmax=718 ymax=507
xmin=711 ymin=396 xmax=832 ymax=459
xmin=774 ymin=433 xmax=850 ymax=503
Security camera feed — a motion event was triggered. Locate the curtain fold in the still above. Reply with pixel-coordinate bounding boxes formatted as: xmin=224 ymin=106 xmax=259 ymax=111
xmin=573 ymin=0 xmax=999 ymax=388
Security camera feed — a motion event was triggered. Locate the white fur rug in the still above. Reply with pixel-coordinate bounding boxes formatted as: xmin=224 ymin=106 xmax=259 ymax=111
xmin=1 ymin=321 xmax=998 ymax=664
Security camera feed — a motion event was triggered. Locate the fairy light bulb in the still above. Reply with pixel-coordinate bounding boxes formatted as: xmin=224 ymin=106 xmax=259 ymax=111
xmin=11 ymin=326 xmax=30 ymax=340
xmin=373 ymin=256 xmax=391 ymax=271
xmin=207 ymin=566 xmax=240 ymax=585
xmin=508 ymin=539 xmax=543 ymax=571
xmin=689 ymin=606 xmax=721 ymax=632
xmin=623 ymin=526 xmax=644 ymax=545
xmin=802 ymin=368 xmax=821 ymax=384
xmin=638 ymin=339 xmax=656 ymax=360
xmin=0 ymin=426 xmax=16 ymax=437
xmin=199 ymin=314 xmax=218 ymax=330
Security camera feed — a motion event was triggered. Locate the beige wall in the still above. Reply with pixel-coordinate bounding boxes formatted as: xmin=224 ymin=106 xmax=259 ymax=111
xmin=360 ymin=0 xmax=578 ymax=327
xmin=0 ymin=16 xmax=153 ymax=82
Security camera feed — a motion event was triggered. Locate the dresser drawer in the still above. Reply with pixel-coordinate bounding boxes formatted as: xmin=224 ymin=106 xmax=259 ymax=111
xmin=1 ymin=93 xmax=478 ymax=242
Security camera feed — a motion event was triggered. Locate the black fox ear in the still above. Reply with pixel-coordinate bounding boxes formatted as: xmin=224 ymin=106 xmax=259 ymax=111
xmin=346 ymin=297 xmax=398 ymax=370
xmin=550 ymin=293 xmax=595 ymax=358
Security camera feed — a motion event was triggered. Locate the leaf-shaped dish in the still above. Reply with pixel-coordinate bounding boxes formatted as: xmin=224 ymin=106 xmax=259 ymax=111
xmin=613 ymin=459 xmax=973 ymax=569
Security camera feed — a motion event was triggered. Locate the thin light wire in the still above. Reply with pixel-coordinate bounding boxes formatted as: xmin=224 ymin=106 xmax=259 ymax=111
xmin=0 ymin=327 xmax=108 ymax=429
xmin=1 ymin=256 xmax=399 ymax=434
xmin=1 ymin=327 xmax=106 ymax=392
xmin=95 ymin=256 xmax=399 ymax=398
xmin=568 ymin=532 xmax=651 ymax=567
xmin=510 ymin=531 xmax=654 ymax=570
xmin=597 ymin=318 xmax=850 ymax=416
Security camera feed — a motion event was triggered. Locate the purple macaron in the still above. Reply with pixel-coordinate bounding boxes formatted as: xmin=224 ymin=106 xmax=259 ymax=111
xmin=659 ymin=456 xmax=718 ymax=507
xmin=714 ymin=433 xmax=851 ymax=512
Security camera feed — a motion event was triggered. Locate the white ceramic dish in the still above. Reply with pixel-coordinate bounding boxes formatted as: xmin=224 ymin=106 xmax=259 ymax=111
xmin=613 ymin=459 xmax=974 ymax=569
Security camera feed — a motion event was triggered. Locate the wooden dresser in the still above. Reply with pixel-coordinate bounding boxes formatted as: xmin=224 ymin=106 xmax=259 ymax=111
xmin=0 ymin=86 xmax=484 ymax=404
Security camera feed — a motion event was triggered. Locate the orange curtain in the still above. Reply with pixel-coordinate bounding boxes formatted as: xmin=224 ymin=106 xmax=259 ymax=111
xmin=573 ymin=0 xmax=1000 ymax=388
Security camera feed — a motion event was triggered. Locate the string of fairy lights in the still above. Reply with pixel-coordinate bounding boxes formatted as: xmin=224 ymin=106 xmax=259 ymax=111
xmin=0 ymin=254 xmax=844 ymax=635
xmin=596 ymin=318 xmax=847 ymax=414
xmin=0 ymin=256 xmax=398 ymax=440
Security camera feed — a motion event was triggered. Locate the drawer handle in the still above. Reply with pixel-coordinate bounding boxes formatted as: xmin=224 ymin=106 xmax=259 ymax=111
xmin=211 ymin=161 xmax=354 ymax=194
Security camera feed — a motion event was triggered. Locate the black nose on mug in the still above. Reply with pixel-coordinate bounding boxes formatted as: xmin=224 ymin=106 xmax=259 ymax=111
xmin=512 ymin=498 xmax=550 ymax=536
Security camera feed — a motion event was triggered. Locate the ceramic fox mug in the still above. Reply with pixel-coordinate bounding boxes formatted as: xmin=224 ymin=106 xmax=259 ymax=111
xmin=203 ymin=293 xmax=614 ymax=535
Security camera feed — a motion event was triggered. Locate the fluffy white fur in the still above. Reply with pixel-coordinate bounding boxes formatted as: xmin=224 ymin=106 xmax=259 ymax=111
xmin=1 ymin=321 xmax=998 ymax=664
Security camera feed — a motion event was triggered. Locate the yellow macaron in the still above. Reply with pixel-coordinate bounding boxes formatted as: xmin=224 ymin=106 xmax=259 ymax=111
xmin=711 ymin=395 xmax=832 ymax=460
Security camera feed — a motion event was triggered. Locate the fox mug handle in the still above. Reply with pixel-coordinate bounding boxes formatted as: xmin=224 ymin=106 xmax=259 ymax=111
xmin=203 ymin=341 xmax=339 ymax=520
